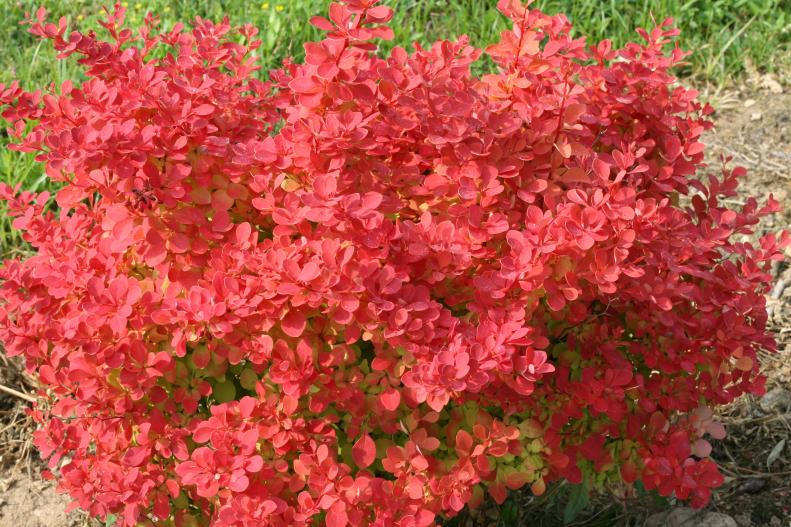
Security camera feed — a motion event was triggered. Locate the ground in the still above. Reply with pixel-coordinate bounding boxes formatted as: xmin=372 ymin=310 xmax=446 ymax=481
xmin=0 ymin=80 xmax=789 ymax=527
xmin=0 ymin=475 xmax=85 ymax=527
xmin=701 ymin=77 xmax=791 ymax=526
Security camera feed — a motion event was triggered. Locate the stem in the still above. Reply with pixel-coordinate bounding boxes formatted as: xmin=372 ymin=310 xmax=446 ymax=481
xmin=0 ymin=383 xmax=37 ymax=403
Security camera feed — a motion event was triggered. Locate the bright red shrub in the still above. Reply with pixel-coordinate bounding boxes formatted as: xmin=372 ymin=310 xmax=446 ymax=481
xmin=0 ymin=1 xmax=786 ymax=525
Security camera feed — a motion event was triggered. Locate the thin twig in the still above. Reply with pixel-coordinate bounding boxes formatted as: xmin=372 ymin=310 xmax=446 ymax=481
xmin=0 ymin=383 xmax=36 ymax=404
xmin=721 ymin=413 xmax=791 ymax=425
xmin=771 ymin=279 xmax=786 ymax=300
xmin=721 ymin=464 xmax=791 ymax=478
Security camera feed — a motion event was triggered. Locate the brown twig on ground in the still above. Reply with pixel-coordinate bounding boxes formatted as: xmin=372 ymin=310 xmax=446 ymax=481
xmin=721 ymin=464 xmax=791 ymax=478
xmin=0 ymin=384 xmax=36 ymax=404
xmin=721 ymin=413 xmax=791 ymax=425
xmin=771 ymin=279 xmax=786 ymax=300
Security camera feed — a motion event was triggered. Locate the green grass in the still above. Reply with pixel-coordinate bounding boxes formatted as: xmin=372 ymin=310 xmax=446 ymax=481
xmin=2 ymin=0 xmax=786 ymax=84
xmin=0 ymin=0 xmax=789 ymax=254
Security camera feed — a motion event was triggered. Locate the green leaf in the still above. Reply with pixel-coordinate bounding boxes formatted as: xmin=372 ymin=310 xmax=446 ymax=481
xmin=563 ymin=482 xmax=590 ymax=525
xmin=634 ymin=480 xmax=670 ymax=508
xmin=498 ymin=498 xmax=519 ymax=526
xmin=104 ymin=514 xmax=118 ymax=527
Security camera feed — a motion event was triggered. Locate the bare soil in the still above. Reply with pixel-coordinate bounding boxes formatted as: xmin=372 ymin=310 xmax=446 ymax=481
xmin=0 ymin=475 xmax=87 ymax=527
xmin=703 ymin=86 xmax=791 ymax=527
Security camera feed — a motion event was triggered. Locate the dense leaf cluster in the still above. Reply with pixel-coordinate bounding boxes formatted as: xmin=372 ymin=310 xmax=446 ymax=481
xmin=0 ymin=1 xmax=786 ymax=525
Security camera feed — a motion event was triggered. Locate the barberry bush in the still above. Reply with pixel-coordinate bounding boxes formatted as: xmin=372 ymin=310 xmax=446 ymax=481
xmin=0 ymin=1 xmax=786 ymax=525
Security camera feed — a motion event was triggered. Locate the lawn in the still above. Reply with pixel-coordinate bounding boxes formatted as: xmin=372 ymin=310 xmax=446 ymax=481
xmin=0 ymin=0 xmax=788 ymax=255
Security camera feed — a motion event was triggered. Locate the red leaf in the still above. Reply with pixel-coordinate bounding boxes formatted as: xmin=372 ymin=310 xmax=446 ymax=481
xmin=236 ymin=222 xmax=252 ymax=246
xmin=314 ymin=175 xmax=337 ymax=198
xmin=228 ymin=473 xmax=249 ymax=492
xmin=55 ymin=185 xmax=87 ymax=209
xmin=289 ymin=76 xmax=319 ymax=94
xmin=193 ymin=103 xmax=215 ymax=116
xmin=309 ymin=16 xmax=334 ymax=31
xmin=123 ymin=446 xmax=148 ymax=467
xmin=365 ymin=6 xmax=393 ymax=23
xmin=281 ymin=310 xmax=307 ymax=338
xmin=592 ymin=158 xmax=610 ymax=180
xmin=455 ymin=429 xmax=473 ymax=456
xmin=326 ymin=502 xmax=348 ymax=527
xmin=352 ymin=434 xmax=376 ymax=468
xmin=379 ymin=388 xmax=401 ymax=411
